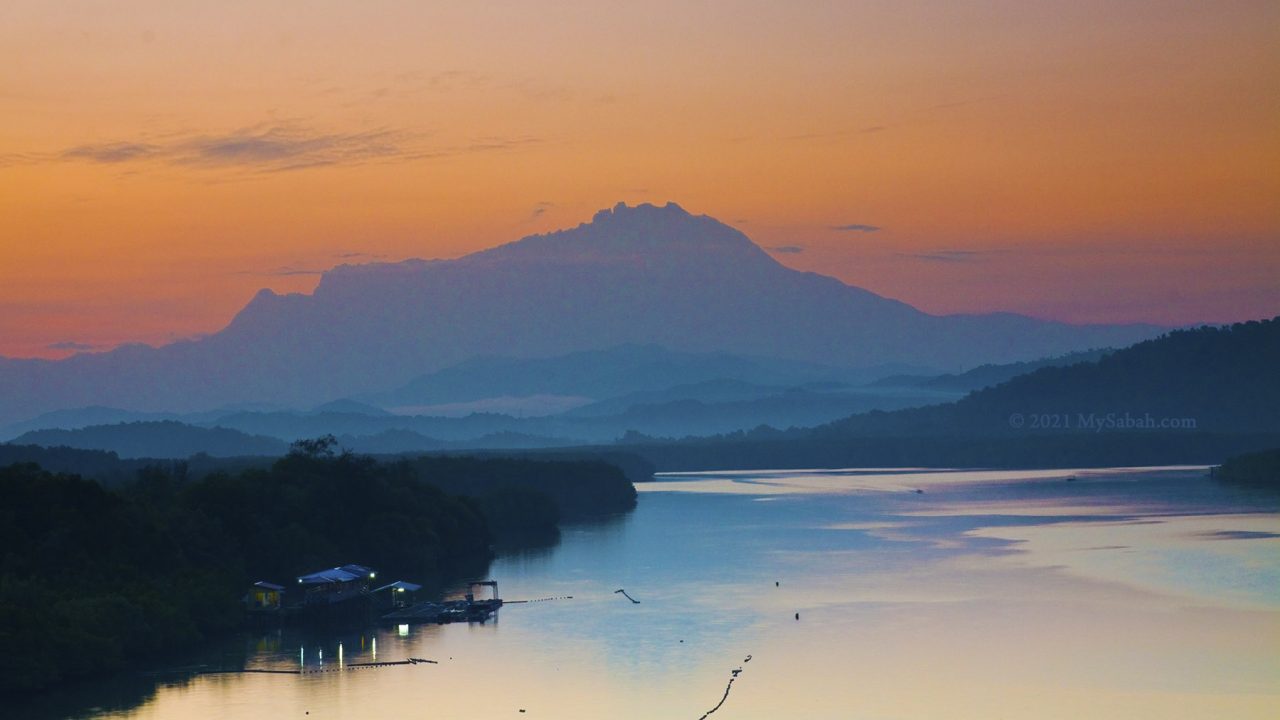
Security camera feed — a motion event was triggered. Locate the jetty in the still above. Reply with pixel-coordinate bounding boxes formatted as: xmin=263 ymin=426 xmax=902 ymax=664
xmin=381 ymin=581 xmax=503 ymax=625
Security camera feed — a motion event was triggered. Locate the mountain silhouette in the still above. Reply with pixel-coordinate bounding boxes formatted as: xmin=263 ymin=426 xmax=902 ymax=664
xmin=0 ymin=202 xmax=1163 ymax=425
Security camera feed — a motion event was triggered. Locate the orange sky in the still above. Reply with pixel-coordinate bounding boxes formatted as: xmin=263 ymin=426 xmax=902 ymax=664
xmin=2 ymin=1 xmax=1277 ymax=359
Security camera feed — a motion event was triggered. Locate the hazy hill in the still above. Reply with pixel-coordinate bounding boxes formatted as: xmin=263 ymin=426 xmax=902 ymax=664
xmin=817 ymin=318 xmax=1280 ymax=438
xmin=12 ymin=421 xmax=288 ymax=459
xmin=364 ymin=343 xmax=888 ymax=412
xmin=0 ymin=406 xmax=182 ymax=440
xmin=0 ymin=202 xmax=1162 ymax=426
xmin=613 ymin=318 xmax=1280 ymax=471
xmin=870 ymin=348 xmax=1110 ymax=394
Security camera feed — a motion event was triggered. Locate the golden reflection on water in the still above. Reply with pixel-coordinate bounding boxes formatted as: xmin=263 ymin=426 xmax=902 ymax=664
xmin=95 ymin=467 xmax=1278 ymax=719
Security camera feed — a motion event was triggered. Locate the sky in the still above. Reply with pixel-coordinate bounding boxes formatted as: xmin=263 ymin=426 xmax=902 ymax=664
xmin=1 ymin=1 xmax=1277 ymax=359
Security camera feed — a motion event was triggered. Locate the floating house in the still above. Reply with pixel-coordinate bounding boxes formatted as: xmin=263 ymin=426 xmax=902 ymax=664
xmin=244 ymin=581 xmax=285 ymax=611
xmin=296 ymin=564 xmax=377 ymax=607
xmin=373 ymin=580 xmax=423 ymax=609
xmin=381 ymin=580 xmax=503 ymax=625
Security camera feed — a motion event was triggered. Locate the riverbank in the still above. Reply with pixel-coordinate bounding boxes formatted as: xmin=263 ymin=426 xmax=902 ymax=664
xmin=0 ymin=441 xmax=636 ymax=697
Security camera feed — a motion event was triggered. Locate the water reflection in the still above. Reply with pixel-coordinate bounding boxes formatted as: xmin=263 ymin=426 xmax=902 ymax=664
xmin=14 ymin=466 xmax=1280 ymax=719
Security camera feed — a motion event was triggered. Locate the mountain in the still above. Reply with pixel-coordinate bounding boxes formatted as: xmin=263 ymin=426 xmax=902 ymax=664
xmin=0 ymin=202 xmax=1164 ymax=426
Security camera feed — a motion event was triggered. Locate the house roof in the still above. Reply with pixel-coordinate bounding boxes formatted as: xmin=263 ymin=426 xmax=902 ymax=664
xmin=373 ymin=580 xmax=423 ymax=593
xmin=297 ymin=564 xmax=375 ymax=585
xmin=252 ymin=581 xmax=286 ymax=591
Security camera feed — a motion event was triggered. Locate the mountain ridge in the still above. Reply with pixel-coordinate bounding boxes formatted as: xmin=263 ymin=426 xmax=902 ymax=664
xmin=0 ymin=202 xmax=1165 ymax=426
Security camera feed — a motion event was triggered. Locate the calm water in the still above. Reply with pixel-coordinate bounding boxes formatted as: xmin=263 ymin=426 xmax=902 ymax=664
xmin=24 ymin=467 xmax=1280 ymax=719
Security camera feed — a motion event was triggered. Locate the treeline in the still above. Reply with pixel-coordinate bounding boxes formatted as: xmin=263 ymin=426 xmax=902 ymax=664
xmin=410 ymin=455 xmax=638 ymax=520
xmin=0 ymin=442 xmax=636 ymax=696
xmin=12 ymin=420 xmax=288 ymax=460
xmin=1214 ymin=447 xmax=1280 ymax=489
xmin=622 ymin=431 xmax=1280 ymax=473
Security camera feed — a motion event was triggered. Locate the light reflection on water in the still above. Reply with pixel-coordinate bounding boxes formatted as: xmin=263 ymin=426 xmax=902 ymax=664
xmin=37 ymin=467 xmax=1280 ymax=719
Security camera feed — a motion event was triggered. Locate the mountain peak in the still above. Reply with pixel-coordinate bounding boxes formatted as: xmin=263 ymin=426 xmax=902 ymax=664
xmin=592 ymin=201 xmax=689 ymax=223
xmin=472 ymin=201 xmax=770 ymax=268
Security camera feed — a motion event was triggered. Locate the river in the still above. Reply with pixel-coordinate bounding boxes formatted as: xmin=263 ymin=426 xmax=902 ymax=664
xmin=18 ymin=466 xmax=1280 ymax=719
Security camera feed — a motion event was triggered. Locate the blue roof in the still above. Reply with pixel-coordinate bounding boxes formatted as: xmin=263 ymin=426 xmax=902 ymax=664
xmin=297 ymin=565 xmax=376 ymax=585
xmin=373 ymin=580 xmax=423 ymax=593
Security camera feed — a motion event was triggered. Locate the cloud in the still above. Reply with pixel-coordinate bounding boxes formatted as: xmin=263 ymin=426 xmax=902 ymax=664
xmin=830 ymin=223 xmax=881 ymax=233
xmin=401 ymin=135 xmax=541 ymax=162
xmin=427 ymin=70 xmax=491 ymax=90
xmin=235 ymin=265 xmax=327 ymax=277
xmin=768 ymin=245 xmax=805 ymax=254
xmin=0 ymin=152 xmax=35 ymax=167
xmin=62 ymin=142 xmax=159 ymax=163
xmin=927 ymin=95 xmax=1006 ymax=112
xmin=785 ymin=124 xmax=890 ymax=141
xmin=530 ymin=201 xmax=555 ymax=219
xmin=47 ymin=340 xmax=98 ymax=351
xmin=171 ymin=126 xmax=407 ymax=172
xmin=265 ymin=265 xmax=326 ymax=276
xmin=53 ymin=125 xmax=409 ymax=173
xmin=49 ymin=123 xmax=542 ymax=175
xmin=896 ymin=249 xmax=988 ymax=263
xmin=335 ymin=251 xmax=384 ymax=260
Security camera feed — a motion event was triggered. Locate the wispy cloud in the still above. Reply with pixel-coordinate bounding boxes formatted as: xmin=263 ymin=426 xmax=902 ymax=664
xmin=530 ymin=201 xmax=555 ymax=219
xmin=830 ymin=223 xmax=881 ymax=233
xmin=43 ymin=123 xmax=541 ymax=174
xmin=0 ymin=152 xmax=36 ymax=168
xmin=785 ymin=125 xmax=889 ymax=142
xmin=235 ymin=265 xmax=327 ymax=277
xmin=53 ymin=124 xmax=410 ymax=173
xmin=47 ymin=340 xmax=98 ymax=352
xmin=335 ymin=251 xmax=384 ymax=260
xmin=768 ymin=245 xmax=805 ymax=254
xmin=172 ymin=126 xmax=407 ymax=172
xmin=402 ymin=135 xmax=541 ymax=162
xmin=426 ymin=69 xmax=491 ymax=90
xmin=62 ymin=142 xmax=160 ymax=163
xmin=927 ymin=95 xmax=1006 ymax=112
xmin=896 ymin=249 xmax=992 ymax=263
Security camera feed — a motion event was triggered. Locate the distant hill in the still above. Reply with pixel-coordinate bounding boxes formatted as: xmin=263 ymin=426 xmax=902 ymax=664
xmin=309 ymin=399 xmax=392 ymax=416
xmin=622 ymin=318 xmax=1280 ymax=470
xmin=870 ymin=348 xmax=1110 ymax=394
xmin=0 ymin=202 xmax=1162 ymax=426
xmin=817 ymin=318 xmax=1280 ymax=438
xmin=365 ymin=344 xmax=902 ymax=411
xmin=0 ymin=406 xmax=182 ymax=441
xmin=12 ymin=421 xmax=289 ymax=459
